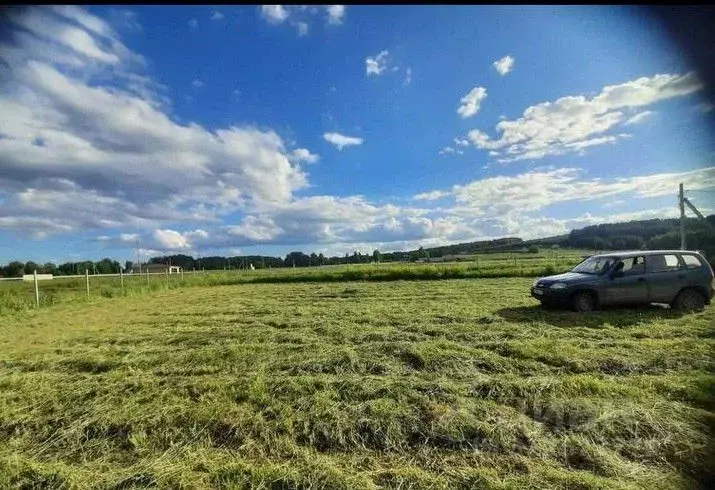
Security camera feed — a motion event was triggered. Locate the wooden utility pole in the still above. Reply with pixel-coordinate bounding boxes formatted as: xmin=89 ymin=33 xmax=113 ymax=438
xmin=34 ymin=270 xmax=40 ymax=307
xmin=679 ymin=183 xmax=686 ymax=250
xmin=135 ymin=239 xmax=142 ymax=273
xmin=85 ymin=269 xmax=90 ymax=298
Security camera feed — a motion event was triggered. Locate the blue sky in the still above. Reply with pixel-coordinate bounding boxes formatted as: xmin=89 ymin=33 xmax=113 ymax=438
xmin=0 ymin=5 xmax=714 ymax=264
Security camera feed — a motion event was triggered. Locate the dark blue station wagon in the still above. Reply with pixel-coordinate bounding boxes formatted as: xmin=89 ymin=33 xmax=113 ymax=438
xmin=531 ymin=250 xmax=714 ymax=313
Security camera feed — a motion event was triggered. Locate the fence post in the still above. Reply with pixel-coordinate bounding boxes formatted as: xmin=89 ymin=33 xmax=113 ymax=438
xmin=181 ymin=268 xmax=184 ymax=281
xmin=120 ymin=268 xmax=124 ymax=295
xmin=85 ymin=269 xmax=90 ymax=298
xmin=146 ymin=269 xmax=149 ymax=287
xmin=34 ymin=270 xmax=40 ymax=308
xmin=166 ymin=267 xmax=170 ymax=289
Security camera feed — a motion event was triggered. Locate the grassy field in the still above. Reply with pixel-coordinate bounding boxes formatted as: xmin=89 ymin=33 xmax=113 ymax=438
xmin=0 ymin=278 xmax=713 ymax=489
xmin=0 ymin=252 xmax=589 ymax=314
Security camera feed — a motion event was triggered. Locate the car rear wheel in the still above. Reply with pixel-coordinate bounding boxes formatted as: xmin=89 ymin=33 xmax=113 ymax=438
xmin=672 ymin=289 xmax=705 ymax=312
xmin=572 ymin=291 xmax=595 ymax=313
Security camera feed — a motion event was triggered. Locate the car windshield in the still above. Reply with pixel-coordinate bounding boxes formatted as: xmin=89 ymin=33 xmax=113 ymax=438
xmin=571 ymin=256 xmax=617 ymax=275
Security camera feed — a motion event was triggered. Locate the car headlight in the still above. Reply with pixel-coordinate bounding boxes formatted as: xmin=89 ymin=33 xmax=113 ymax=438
xmin=532 ymin=279 xmax=540 ymax=288
xmin=550 ymin=282 xmax=568 ymax=290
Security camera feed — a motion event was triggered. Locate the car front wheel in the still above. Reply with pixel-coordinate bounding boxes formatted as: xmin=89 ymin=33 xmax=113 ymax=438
xmin=571 ymin=291 xmax=595 ymax=313
xmin=672 ymin=289 xmax=705 ymax=312
xmin=540 ymin=300 xmax=560 ymax=310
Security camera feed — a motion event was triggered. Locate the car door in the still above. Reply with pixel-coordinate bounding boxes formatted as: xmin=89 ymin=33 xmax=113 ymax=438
xmin=646 ymin=254 xmax=686 ymax=303
xmin=605 ymin=256 xmax=648 ymax=305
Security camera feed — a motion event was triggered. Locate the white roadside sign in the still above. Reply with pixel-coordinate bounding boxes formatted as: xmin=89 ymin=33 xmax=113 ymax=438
xmin=22 ymin=274 xmax=54 ymax=281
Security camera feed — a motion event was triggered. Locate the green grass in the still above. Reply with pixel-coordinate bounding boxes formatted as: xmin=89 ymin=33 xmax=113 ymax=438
xmin=0 ymin=254 xmax=585 ymax=314
xmin=0 ymin=278 xmax=713 ymax=489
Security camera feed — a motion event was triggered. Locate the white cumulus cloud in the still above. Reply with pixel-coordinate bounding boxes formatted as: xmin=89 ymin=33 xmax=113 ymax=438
xmin=153 ymin=229 xmax=190 ymax=250
xmin=259 ymin=5 xmax=346 ymax=34
xmin=0 ymin=6 xmax=315 ymax=240
xmin=260 ymin=5 xmax=289 ymax=24
xmin=413 ymin=190 xmax=449 ymax=202
xmin=439 ymin=146 xmax=463 ymax=156
xmin=467 ymin=72 xmax=703 ymax=161
xmin=290 ymin=148 xmax=320 ymax=164
xmin=295 ymin=21 xmax=309 ymax=36
xmin=326 ymin=5 xmax=346 ymax=25
xmin=457 ymin=86 xmax=487 ymax=118
xmin=366 ymin=50 xmax=389 ymax=76
xmin=323 ymin=132 xmax=364 ymax=150
xmin=493 ymin=55 xmax=514 ymax=76
xmin=153 ymin=228 xmax=209 ymax=251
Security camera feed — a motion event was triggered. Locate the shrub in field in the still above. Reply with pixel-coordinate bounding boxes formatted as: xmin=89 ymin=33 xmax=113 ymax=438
xmin=0 ymin=293 xmax=33 ymax=313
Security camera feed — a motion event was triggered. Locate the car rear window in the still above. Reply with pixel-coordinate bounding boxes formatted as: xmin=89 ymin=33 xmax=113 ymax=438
xmin=681 ymin=254 xmax=703 ymax=269
xmin=647 ymin=254 xmax=682 ymax=273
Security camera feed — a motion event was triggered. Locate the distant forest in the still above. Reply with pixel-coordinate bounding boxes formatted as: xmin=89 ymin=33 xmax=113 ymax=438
xmin=1 ymin=215 xmax=713 ymax=277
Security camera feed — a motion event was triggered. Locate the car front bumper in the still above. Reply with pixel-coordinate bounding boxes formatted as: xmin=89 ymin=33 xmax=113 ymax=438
xmin=531 ymin=286 xmax=570 ymax=303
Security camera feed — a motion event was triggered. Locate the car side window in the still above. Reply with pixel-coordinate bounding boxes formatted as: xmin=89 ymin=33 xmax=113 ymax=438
xmin=619 ymin=256 xmax=645 ymax=276
xmin=681 ymin=254 xmax=703 ymax=269
xmin=647 ymin=254 xmax=682 ymax=273
xmin=599 ymin=258 xmax=616 ymax=274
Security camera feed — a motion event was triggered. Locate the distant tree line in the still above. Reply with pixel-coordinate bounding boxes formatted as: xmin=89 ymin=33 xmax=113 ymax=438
xmin=144 ymin=250 xmax=383 ymax=270
xmin=1 ymin=216 xmax=713 ymax=277
xmin=559 ymin=216 xmax=715 ymax=260
xmin=0 ymin=258 xmax=122 ymax=278
xmin=0 ymin=239 xmax=520 ymax=277
xmin=134 ymin=240 xmax=527 ymax=272
xmin=379 ymin=238 xmax=524 ymax=261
